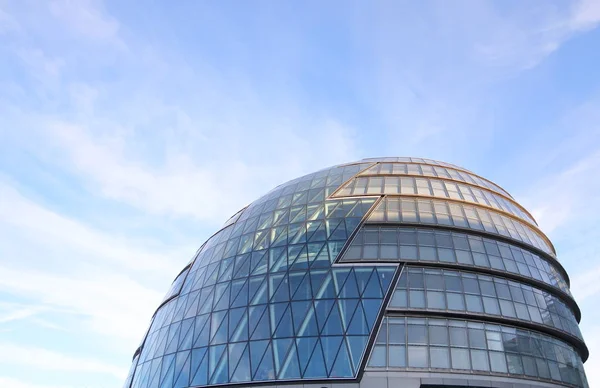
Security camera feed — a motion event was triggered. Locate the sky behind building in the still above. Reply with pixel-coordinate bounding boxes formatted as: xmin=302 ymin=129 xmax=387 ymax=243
xmin=0 ymin=1 xmax=599 ymax=387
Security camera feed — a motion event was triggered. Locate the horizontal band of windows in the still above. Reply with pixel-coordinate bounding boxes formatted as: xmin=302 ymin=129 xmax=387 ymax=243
xmin=339 ymin=225 xmax=574 ymax=310
xmin=390 ymin=266 xmax=583 ymax=346
xmin=366 ymin=197 xmax=554 ymax=257
xmin=367 ymin=314 xmax=587 ymax=388
xmin=334 ymin=175 xmax=532 ymax=225
xmin=357 ymin=161 xmax=512 ymax=198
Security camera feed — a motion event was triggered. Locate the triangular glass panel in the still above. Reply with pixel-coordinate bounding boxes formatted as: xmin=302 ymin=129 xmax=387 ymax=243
xmin=238 ymin=233 xmax=254 ymax=254
xmin=230 ymin=278 xmax=248 ymax=308
xmin=314 ymin=299 xmax=335 ymax=333
xmin=321 ymin=336 xmax=343 ymax=375
xmin=279 ymin=342 xmax=301 ymax=379
xmin=151 ymin=327 xmax=169 ymax=359
xmin=288 ymin=244 xmax=307 ymax=270
xmin=228 ymin=342 xmax=247 ymax=379
xmin=213 ymin=282 xmax=231 ymax=311
xmin=346 ymin=336 xmax=368 ymax=374
xmin=354 ymin=268 xmax=374 ymax=296
xmin=290 ymin=205 xmax=307 ymax=223
xmin=337 ymin=299 xmax=359 ymax=332
xmin=183 ymin=291 xmax=201 ymax=319
xmin=307 ymin=221 xmax=327 ymax=242
xmin=165 ymin=322 xmax=182 ymax=354
xmin=160 ymin=353 xmax=176 ymax=388
xmin=268 ymin=273 xmax=285 ymax=302
xmin=229 ymin=308 xmax=248 ymax=342
xmin=218 ymin=257 xmax=234 ymax=282
xmin=242 ymin=216 xmax=259 ymax=234
xmin=248 ymin=305 xmax=267 ymax=339
xmin=228 ymin=307 xmax=245 ymax=339
xmin=330 ymin=338 xmax=353 ymax=377
xmin=308 ymin=269 xmax=328 ymax=297
xmin=308 ymin=187 xmax=325 ymax=204
xmin=308 ymin=203 xmax=325 ymax=221
xmin=274 ymin=305 xmax=293 ymax=338
xmin=377 ymin=267 xmax=396 ymax=293
xmin=329 ymin=219 xmax=349 ymax=241
xmin=178 ymin=318 xmax=194 ymax=350
xmin=290 ymin=272 xmax=312 ymax=301
xmin=250 ymin=250 xmax=269 ymax=275
xmin=171 ymin=297 xmax=187 ymax=322
xmin=272 ymin=209 xmax=290 ymax=227
xmin=208 ymin=344 xmax=227 ymax=384
xmin=303 ymin=339 xmax=327 ymax=378
xmin=322 ymin=302 xmax=344 ymax=336
xmin=296 ymin=337 xmax=318 ymax=376
xmin=292 ymin=190 xmax=308 ymax=206
xmin=290 ymin=300 xmax=311 ymax=335
xmin=314 ymin=272 xmax=336 ymax=299
xmin=328 ymin=241 xmax=346 ymax=263
xmin=173 ymin=350 xmax=191 ymax=388
xmin=288 ymin=223 xmax=307 ymax=245
xmin=254 ymin=229 xmax=270 ymax=251
xmin=230 ymin=345 xmax=251 ymax=383
xmin=249 ymin=276 xmax=267 ymax=305
xmin=344 ymin=218 xmax=362 ymax=236
xmin=210 ymin=311 xmax=228 ymax=345
xmin=233 ymin=254 xmax=251 ymax=279
xmin=362 ymin=270 xmax=384 ymax=298
xmin=198 ymin=287 xmax=215 ymax=315
xmin=189 ymin=269 xmax=206 ymax=292
xmin=254 ymin=342 xmax=274 ymax=381
xmin=288 ymin=272 xmax=307 ymax=300
xmin=325 ymin=218 xmax=343 ymax=238
xmin=250 ymin=306 xmax=270 ymax=340
xmin=203 ymin=263 xmax=220 ymax=287
xmin=332 ymin=269 xmax=351 ymax=295
xmin=190 ymin=348 xmax=208 ymax=386
xmin=362 ymin=299 xmax=381 ymax=331
xmin=193 ymin=315 xmax=210 ymax=348
xmin=295 ymin=304 xmax=319 ymax=337
xmin=147 ymin=358 xmax=162 ymax=388
xmin=270 ymin=225 xmax=288 ymax=247
xmin=269 ymin=247 xmax=288 ymax=273
xmin=249 ymin=340 xmax=269 ymax=378
xmin=271 ymin=274 xmax=290 ymax=303
xmin=346 ymin=303 xmax=369 ymax=335
xmin=257 ymin=211 xmax=273 ymax=230
xmin=310 ymin=244 xmax=330 ymax=269
xmin=269 ymin=302 xmax=288 ymax=336
xmin=272 ymin=338 xmax=293 ymax=376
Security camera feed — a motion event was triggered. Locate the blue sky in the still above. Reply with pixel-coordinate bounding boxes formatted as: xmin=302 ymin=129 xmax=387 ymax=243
xmin=0 ymin=0 xmax=599 ymax=387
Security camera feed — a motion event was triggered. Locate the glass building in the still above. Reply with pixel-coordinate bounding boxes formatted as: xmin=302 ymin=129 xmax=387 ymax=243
xmin=124 ymin=158 xmax=588 ymax=388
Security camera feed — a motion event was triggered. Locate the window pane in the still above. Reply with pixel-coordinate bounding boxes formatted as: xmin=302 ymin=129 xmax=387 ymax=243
xmin=407 ymin=346 xmax=428 ymax=368
xmin=389 ymin=345 xmax=406 ymax=367
xmin=430 ymin=347 xmax=450 ymax=369
xmin=429 ymin=326 xmax=449 ymax=345
xmin=471 ymin=349 xmax=490 ymax=371
xmin=451 ymin=348 xmax=470 ymax=369
xmin=368 ymin=345 xmax=386 ymax=367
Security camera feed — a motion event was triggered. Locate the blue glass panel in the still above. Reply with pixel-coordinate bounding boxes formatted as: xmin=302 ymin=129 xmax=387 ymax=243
xmin=197 ymin=288 xmax=214 ymax=315
xmin=269 ymin=247 xmax=288 ymax=273
xmin=308 ymin=270 xmax=328 ymax=297
xmin=314 ymin=299 xmax=335 ymax=333
xmin=337 ymin=299 xmax=359 ymax=332
xmin=290 ymin=273 xmax=312 ymax=300
xmin=230 ymin=346 xmax=251 ymax=383
xmin=254 ymin=342 xmax=275 ymax=381
xmin=250 ymin=251 xmax=269 ymax=275
xmin=347 ymin=303 xmax=369 ymax=335
xmin=271 ymin=275 xmax=290 ymax=303
xmin=228 ymin=343 xmax=246 ymax=378
xmin=279 ymin=343 xmax=301 ymax=379
xmin=160 ymin=354 xmax=176 ymax=388
xmin=304 ymin=339 xmax=327 ymax=378
xmin=178 ymin=318 xmax=194 ymax=350
xmin=233 ymin=254 xmax=251 ymax=279
xmin=377 ymin=267 xmax=395 ymax=291
xmin=296 ymin=305 xmax=319 ymax=337
xmin=339 ymin=270 xmax=360 ymax=298
xmin=322 ymin=303 xmax=344 ymax=336
xmin=269 ymin=303 xmax=288 ymax=336
xmin=229 ymin=278 xmax=248 ymax=308
xmin=213 ymin=283 xmax=231 ymax=311
xmin=249 ymin=340 xmax=269 ymax=378
xmin=165 ymin=323 xmax=181 ymax=354
xmin=310 ymin=245 xmax=331 ymax=268
xmin=228 ymin=307 xmax=246 ymax=341
xmin=362 ymin=299 xmax=381 ymax=331
xmin=250 ymin=306 xmax=270 ymax=340
xmin=193 ymin=315 xmax=210 ymax=348
xmin=210 ymin=346 xmax=228 ymax=384
xmin=290 ymin=300 xmax=311 ymax=334
xmin=273 ymin=338 xmax=293 ymax=376
xmin=190 ymin=348 xmax=208 ymax=386
xmin=315 ymin=272 xmax=337 ymax=299
xmin=289 ymin=244 xmax=308 ymax=270
xmin=330 ymin=340 xmax=353 ymax=377
xmin=172 ymin=351 xmax=190 ymax=388
xmin=346 ymin=336 xmax=368 ymax=372
xmin=274 ymin=305 xmax=293 ymax=338
xmin=183 ymin=291 xmax=200 ymax=319
xmin=296 ymin=337 xmax=318 ymax=376
xmin=362 ymin=270 xmax=383 ymax=298
xmin=321 ymin=336 xmax=343 ymax=374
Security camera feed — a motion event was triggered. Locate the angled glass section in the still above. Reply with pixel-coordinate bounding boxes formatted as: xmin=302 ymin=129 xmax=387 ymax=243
xmin=127 ymin=163 xmax=399 ymax=388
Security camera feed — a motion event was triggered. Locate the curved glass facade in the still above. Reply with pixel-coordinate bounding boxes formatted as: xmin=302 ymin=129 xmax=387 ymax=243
xmin=124 ymin=158 xmax=588 ymax=388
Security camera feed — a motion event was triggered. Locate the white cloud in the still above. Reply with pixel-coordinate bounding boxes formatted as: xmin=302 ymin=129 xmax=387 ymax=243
xmin=0 ymin=343 xmax=127 ymax=379
xmin=48 ymin=0 xmax=122 ymax=45
xmin=0 ymin=377 xmax=77 ymax=388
